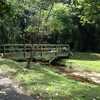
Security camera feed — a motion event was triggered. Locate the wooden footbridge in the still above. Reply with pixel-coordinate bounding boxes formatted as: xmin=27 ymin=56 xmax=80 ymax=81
xmin=0 ymin=44 xmax=71 ymax=64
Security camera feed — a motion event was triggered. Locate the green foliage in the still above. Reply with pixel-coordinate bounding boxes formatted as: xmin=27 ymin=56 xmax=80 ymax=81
xmin=46 ymin=3 xmax=74 ymax=43
xmin=73 ymin=0 xmax=100 ymax=24
xmin=0 ymin=0 xmax=100 ymax=51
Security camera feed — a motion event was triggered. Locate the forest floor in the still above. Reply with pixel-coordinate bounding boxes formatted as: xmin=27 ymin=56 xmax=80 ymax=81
xmin=0 ymin=52 xmax=100 ymax=100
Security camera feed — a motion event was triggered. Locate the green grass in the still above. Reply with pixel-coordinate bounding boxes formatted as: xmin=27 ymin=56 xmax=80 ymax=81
xmin=65 ymin=52 xmax=100 ymax=72
xmin=0 ymin=58 xmax=100 ymax=100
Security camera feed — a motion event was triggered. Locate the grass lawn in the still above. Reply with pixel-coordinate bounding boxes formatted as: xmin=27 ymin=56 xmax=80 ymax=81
xmin=0 ymin=58 xmax=100 ymax=100
xmin=65 ymin=52 xmax=100 ymax=72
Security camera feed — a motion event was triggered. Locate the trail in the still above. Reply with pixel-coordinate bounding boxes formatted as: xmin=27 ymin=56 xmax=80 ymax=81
xmin=54 ymin=66 xmax=100 ymax=85
xmin=0 ymin=73 xmax=35 ymax=100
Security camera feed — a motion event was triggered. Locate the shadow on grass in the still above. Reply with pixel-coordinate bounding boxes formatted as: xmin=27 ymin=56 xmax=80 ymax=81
xmin=70 ymin=85 xmax=100 ymax=100
xmin=70 ymin=52 xmax=100 ymax=61
xmin=0 ymin=59 xmax=21 ymax=69
xmin=0 ymin=85 xmax=34 ymax=100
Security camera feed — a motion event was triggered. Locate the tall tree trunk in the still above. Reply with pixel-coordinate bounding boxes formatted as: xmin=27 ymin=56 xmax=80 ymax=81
xmin=26 ymin=43 xmax=33 ymax=69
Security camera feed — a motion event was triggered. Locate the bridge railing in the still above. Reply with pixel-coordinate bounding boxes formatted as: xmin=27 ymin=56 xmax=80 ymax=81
xmin=0 ymin=44 xmax=70 ymax=60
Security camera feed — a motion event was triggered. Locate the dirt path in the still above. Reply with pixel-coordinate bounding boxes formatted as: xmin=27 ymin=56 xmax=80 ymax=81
xmin=0 ymin=73 xmax=35 ymax=100
xmin=55 ymin=66 xmax=100 ymax=85
xmin=70 ymin=71 xmax=100 ymax=84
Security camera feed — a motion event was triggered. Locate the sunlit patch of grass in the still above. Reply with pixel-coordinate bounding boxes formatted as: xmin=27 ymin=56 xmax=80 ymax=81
xmin=67 ymin=60 xmax=100 ymax=72
xmin=65 ymin=52 xmax=100 ymax=72
xmin=0 ymin=58 xmax=23 ymax=74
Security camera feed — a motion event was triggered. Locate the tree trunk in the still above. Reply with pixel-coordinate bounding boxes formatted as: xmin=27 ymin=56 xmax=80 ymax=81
xmin=26 ymin=44 xmax=33 ymax=69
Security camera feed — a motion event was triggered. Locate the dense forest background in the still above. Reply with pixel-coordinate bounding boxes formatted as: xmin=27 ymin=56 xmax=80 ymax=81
xmin=0 ymin=0 xmax=100 ymax=52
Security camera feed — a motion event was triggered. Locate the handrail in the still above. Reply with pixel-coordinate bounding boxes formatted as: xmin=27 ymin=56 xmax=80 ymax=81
xmin=0 ymin=44 xmax=69 ymax=47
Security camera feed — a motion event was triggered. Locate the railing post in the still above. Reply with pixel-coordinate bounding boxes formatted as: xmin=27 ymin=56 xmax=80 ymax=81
xmin=55 ymin=45 xmax=57 ymax=56
xmin=24 ymin=44 xmax=26 ymax=58
xmin=40 ymin=45 xmax=42 ymax=57
xmin=31 ymin=44 xmax=33 ymax=59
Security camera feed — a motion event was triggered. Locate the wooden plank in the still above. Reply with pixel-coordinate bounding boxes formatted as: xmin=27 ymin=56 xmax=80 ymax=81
xmin=0 ymin=44 xmax=69 ymax=47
